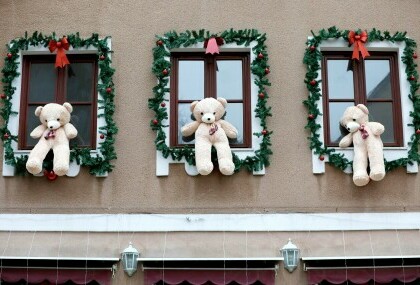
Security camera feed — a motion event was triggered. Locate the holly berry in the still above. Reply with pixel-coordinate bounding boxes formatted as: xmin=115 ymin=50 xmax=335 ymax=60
xmin=416 ymin=129 xmax=420 ymax=135
xmin=310 ymin=80 xmax=317 ymax=86
xmin=6 ymin=53 xmax=12 ymax=58
xmin=106 ymin=87 xmax=112 ymax=93
xmin=100 ymin=134 xmax=105 ymax=139
xmin=309 ymin=46 xmax=316 ymax=51
xmin=100 ymin=55 xmax=105 ymax=60
xmin=319 ymin=156 xmax=325 ymax=161
xmin=413 ymin=53 xmax=418 ymax=59
xmin=156 ymin=40 xmax=163 ymax=46
xmin=409 ymin=75 xmax=416 ymax=81
xmin=162 ymin=69 xmax=168 ymax=76
xmin=258 ymin=53 xmax=264 ymax=59
xmin=308 ymin=114 xmax=315 ymax=120
xmin=258 ymin=92 xmax=265 ymax=99
xmin=44 ymin=170 xmax=57 ymax=181
xmin=3 ymin=133 xmax=9 ymax=139
xmin=264 ymin=68 xmax=270 ymax=74
xmin=160 ymin=102 xmax=166 ymax=107
xmin=152 ymin=119 xmax=159 ymax=125
xmin=261 ymin=130 xmax=268 ymax=135
xmin=0 ymin=94 xmax=6 ymax=99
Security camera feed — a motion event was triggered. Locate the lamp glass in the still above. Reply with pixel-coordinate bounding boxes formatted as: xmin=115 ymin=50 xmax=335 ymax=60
xmin=122 ymin=243 xmax=139 ymax=277
xmin=281 ymin=239 xmax=300 ymax=273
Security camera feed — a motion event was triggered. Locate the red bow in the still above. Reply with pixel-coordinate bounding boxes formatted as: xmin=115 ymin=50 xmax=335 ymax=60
xmin=359 ymin=124 xmax=369 ymax=139
xmin=348 ymin=31 xmax=370 ymax=60
xmin=204 ymin=37 xmax=224 ymax=54
xmin=48 ymin=36 xmax=70 ymax=68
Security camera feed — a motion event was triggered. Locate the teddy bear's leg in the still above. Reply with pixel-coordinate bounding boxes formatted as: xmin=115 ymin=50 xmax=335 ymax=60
xmin=26 ymin=142 xmax=51 ymax=175
xmin=195 ymin=137 xmax=213 ymax=175
xmin=368 ymin=144 xmax=385 ymax=181
xmin=52 ymin=144 xmax=70 ymax=176
xmin=353 ymin=148 xmax=370 ymax=187
xmin=214 ymin=141 xmax=235 ymax=175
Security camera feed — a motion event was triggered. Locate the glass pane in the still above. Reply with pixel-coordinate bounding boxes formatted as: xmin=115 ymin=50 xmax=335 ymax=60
xmin=224 ymin=103 xmax=243 ymax=145
xmin=216 ymin=60 xmax=243 ymax=100
xmin=178 ymin=61 xmax=204 ymax=100
xmin=178 ymin=103 xmax=195 ymax=144
xmin=367 ymin=102 xmax=394 ymax=143
xmin=329 ymin=102 xmax=354 ymax=144
xmin=28 ymin=63 xmax=56 ymax=103
xmin=70 ymin=105 xmax=92 ymax=147
xmin=66 ymin=62 xmax=94 ymax=102
xmin=365 ymin=60 xmax=392 ymax=99
xmin=26 ymin=106 xmax=41 ymax=147
xmin=327 ymin=60 xmax=354 ymax=99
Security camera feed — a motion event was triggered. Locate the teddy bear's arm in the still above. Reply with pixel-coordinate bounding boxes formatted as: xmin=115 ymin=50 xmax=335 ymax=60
xmin=181 ymin=121 xmax=201 ymax=137
xmin=219 ymin=120 xmax=238 ymax=139
xmin=30 ymin=125 xmax=47 ymax=139
xmin=339 ymin=133 xmax=353 ymax=148
xmin=368 ymin=122 xmax=385 ymax=136
xmin=64 ymin=123 xmax=78 ymax=139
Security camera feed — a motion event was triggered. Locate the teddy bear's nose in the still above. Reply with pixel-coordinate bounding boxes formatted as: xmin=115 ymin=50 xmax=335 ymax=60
xmin=347 ymin=127 xmax=350 ymax=131
xmin=49 ymin=126 xmax=53 ymax=129
xmin=207 ymin=118 xmax=210 ymax=121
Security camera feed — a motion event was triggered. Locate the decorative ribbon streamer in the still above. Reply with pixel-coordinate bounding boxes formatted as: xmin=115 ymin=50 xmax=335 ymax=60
xmin=204 ymin=37 xmax=224 ymax=54
xmin=48 ymin=36 xmax=70 ymax=68
xmin=43 ymin=130 xmax=56 ymax=140
xmin=348 ymin=31 xmax=370 ymax=60
xmin=359 ymin=124 xmax=369 ymax=139
xmin=209 ymin=123 xmax=218 ymax=135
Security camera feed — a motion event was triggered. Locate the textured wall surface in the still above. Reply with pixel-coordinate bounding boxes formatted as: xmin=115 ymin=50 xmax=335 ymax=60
xmin=0 ymin=0 xmax=420 ymax=214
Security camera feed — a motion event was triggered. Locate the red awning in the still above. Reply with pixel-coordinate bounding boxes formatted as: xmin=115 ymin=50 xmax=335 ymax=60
xmin=308 ymin=268 xmax=420 ymax=284
xmin=144 ymin=269 xmax=275 ymax=285
xmin=0 ymin=268 xmax=112 ymax=285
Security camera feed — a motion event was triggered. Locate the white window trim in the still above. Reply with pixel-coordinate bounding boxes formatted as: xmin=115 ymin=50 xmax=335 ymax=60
xmin=156 ymin=42 xmax=265 ymax=176
xmin=2 ymin=39 xmax=111 ymax=177
xmin=311 ymin=38 xmax=418 ymax=174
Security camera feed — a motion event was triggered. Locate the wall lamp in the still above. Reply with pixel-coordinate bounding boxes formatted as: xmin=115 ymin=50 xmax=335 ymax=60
xmin=280 ymin=238 xmax=300 ymax=273
xmin=121 ymin=242 xmax=139 ymax=277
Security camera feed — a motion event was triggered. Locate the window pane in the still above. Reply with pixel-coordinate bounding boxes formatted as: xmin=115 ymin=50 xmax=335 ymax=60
xmin=26 ymin=106 xmax=41 ymax=147
xmin=216 ymin=60 xmax=243 ymax=100
xmin=367 ymin=102 xmax=394 ymax=143
xmin=178 ymin=103 xmax=195 ymax=144
xmin=224 ymin=103 xmax=243 ymax=145
xmin=365 ymin=60 xmax=392 ymax=99
xmin=178 ymin=61 xmax=204 ymax=100
xmin=28 ymin=63 xmax=56 ymax=103
xmin=329 ymin=102 xmax=354 ymax=144
xmin=327 ymin=60 xmax=354 ymax=99
xmin=66 ymin=62 xmax=94 ymax=102
xmin=70 ymin=105 xmax=92 ymax=147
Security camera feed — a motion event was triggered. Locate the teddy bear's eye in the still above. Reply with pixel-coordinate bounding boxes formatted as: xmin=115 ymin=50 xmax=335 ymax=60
xmin=352 ymin=119 xmax=356 ymax=121
xmin=57 ymin=118 xmax=60 ymax=121
xmin=200 ymin=112 xmax=203 ymax=115
xmin=45 ymin=120 xmax=47 ymax=122
xmin=213 ymin=112 xmax=216 ymax=115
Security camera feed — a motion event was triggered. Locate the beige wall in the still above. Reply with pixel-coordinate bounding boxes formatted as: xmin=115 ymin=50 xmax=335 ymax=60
xmin=0 ymin=0 xmax=420 ymax=214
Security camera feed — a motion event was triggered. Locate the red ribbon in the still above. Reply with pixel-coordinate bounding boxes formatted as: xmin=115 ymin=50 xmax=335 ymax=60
xmin=48 ymin=36 xmax=70 ymax=68
xmin=359 ymin=124 xmax=369 ymax=139
xmin=204 ymin=37 xmax=224 ymax=54
xmin=348 ymin=31 xmax=370 ymax=60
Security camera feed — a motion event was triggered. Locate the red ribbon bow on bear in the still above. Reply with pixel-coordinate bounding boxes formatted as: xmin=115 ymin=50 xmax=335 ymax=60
xmin=359 ymin=124 xmax=369 ymax=139
xmin=48 ymin=36 xmax=70 ymax=68
xmin=348 ymin=31 xmax=370 ymax=60
xmin=43 ymin=129 xmax=55 ymax=140
xmin=204 ymin=37 xmax=224 ymax=55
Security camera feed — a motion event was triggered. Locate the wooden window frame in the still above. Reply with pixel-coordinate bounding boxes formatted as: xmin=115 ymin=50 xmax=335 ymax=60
xmin=322 ymin=51 xmax=403 ymax=147
xmin=19 ymin=54 xmax=98 ymax=150
xmin=170 ymin=52 xmax=251 ymax=148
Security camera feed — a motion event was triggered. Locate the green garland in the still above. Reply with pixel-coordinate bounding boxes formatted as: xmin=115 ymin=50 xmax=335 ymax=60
xmin=1 ymin=31 xmax=117 ymax=176
xmin=303 ymin=26 xmax=420 ymax=172
xmin=149 ymin=29 xmax=272 ymax=173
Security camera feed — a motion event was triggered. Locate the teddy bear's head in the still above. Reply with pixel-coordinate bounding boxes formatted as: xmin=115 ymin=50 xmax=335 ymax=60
xmin=190 ymin=97 xmax=227 ymax=124
xmin=35 ymin=102 xmax=73 ymax=130
xmin=340 ymin=104 xmax=370 ymax=133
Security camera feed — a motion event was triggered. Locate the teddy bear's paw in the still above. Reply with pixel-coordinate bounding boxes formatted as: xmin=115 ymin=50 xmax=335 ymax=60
xmin=219 ymin=159 xmax=235 ymax=175
xmin=370 ymin=169 xmax=385 ymax=181
xmin=353 ymin=173 xmax=370 ymax=187
xmin=197 ymin=162 xmax=213 ymax=175
xmin=53 ymin=165 xmax=69 ymax=176
xmin=26 ymin=159 xmax=42 ymax=175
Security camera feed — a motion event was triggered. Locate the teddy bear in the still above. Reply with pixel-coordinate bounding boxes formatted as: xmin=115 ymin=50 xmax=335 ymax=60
xmin=338 ymin=104 xmax=385 ymax=186
xmin=181 ymin=97 xmax=238 ymax=175
xmin=26 ymin=102 xmax=78 ymax=176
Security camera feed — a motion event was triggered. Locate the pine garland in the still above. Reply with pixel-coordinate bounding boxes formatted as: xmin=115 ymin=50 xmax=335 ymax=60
xmin=1 ymin=31 xmax=117 ymax=176
xmin=150 ymin=29 xmax=272 ymax=173
xmin=303 ymin=26 xmax=420 ymax=172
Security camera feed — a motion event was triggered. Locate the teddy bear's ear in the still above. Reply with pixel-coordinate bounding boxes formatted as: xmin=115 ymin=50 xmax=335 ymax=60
xmin=34 ymin=106 xmax=43 ymax=117
xmin=356 ymin=104 xmax=369 ymax=115
xmin=63 ymin=102 xmax=73 ymax=113
xmin=190 ymin=101 xmax=199 ymax=112
xmin=217 ymin=97 xmax=227 ymax=107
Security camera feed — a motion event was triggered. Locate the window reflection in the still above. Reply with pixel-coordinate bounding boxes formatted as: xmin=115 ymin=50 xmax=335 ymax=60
xmin=216 ymin=60 xmax=243 ymax=100
xmin=178 ymin=103 xmax=195 ymax=144
xmin=327 ymin=60 xmax=354 ymax=99
xmin=224 ymin=103 xmax=243 ymax=144
xmin=329 ymin=102 xmax=354 ymax=143
xmin=365 ymin=60 xmax=392 ymax=99
xmin=367 ymin=102 xmax=394 ymax=143
xmin=67 ymin=63 xmax=94 ymax=102
xmin=178 ymin=61 xmax=204 ymax=100
xmin=28 ymin=63 xmax=56 ymax=103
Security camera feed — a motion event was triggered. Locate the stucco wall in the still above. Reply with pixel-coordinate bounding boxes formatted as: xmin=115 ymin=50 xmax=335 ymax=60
xmin=0 ymin=0 xmax=420 ymax=214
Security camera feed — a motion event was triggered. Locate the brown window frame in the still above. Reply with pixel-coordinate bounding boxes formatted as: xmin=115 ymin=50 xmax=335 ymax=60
xmin=322 ymin=51 xmax=403 ymax=147
xmin=170 ymin=52 xmax=251 ymax=148
xmin=19 ymin=54 xmax=98 ymax=150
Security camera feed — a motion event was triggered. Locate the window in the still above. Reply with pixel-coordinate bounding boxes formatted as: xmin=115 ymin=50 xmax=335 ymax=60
xmin=170 ymin=52 xmax=251 ymax=148
xmin=322 ymin=51 xmax=402 ymax=147
xmin=19 ymin=54 xmax=98 ymax=150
